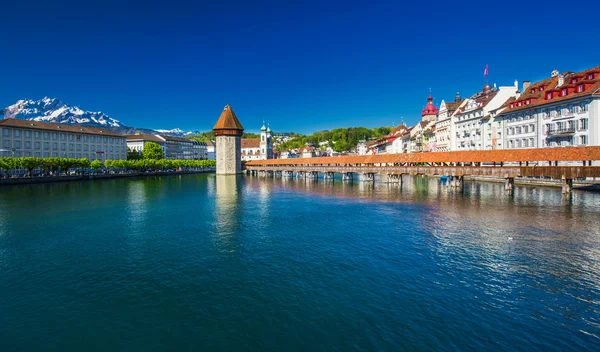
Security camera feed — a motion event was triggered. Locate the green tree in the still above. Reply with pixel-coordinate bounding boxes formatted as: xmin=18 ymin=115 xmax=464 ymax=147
xmin=127 ymin=147 xmax=141 ymax=160
xmin=91 ymin=159 xmax=103 ymax=171
xmin=142 ymin=142 xmax=164 ymax=160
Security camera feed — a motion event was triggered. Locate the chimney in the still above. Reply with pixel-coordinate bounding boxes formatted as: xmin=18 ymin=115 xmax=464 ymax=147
xmin=551 ymin=69 xmax=559 ymax=77
xmin=523 ymin=81 xmax=531 ymax=92
xmin=558 ymin=74 xmax=564 ymax=87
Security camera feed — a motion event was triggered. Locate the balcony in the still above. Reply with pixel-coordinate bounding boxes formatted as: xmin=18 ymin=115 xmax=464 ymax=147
xmin=546 ymin=127 xmax=575 ymax=137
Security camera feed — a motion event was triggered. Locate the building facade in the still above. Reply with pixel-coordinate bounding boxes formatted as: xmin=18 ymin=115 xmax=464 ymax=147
xmin=500 ymin=67 xmax=600 ymax=150
xmin=206 ymin=140 xmax=216 ymax=160
xmin=453 ymin=82 xmax=519 ymax=151
xmin=0 ymin=119 xmax=126 ymax=160
xmin=435 ymin=93 xmax=463 ymax=152
xmin=126 ymin=134 xmax=166 ymax=156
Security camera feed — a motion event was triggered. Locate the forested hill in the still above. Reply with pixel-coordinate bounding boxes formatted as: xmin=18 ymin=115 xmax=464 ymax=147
xmin=278 ymin=127 xmax=391 ymax=152
xmin=187 ymin=131 xmax=260 ymax=142
xmin=186 ymin=126 xmax=392 ymax=153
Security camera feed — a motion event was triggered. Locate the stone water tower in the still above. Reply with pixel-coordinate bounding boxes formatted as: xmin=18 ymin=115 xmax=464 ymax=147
xmin=213 ymin=104 xmax=244 ymax=175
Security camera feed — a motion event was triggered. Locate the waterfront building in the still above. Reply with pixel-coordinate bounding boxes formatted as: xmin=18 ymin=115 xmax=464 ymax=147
xmin=206 ymin=140 xmax=216 ymax=160
xmin=213 ymin=104 xmax=244 ymax=175
xmin=364 ymin=124 xmax=408 ymax=154
xmin=241 ymin=138 xmax=261 ymax=161
xmin=0 ymin=118 xmax=126 ymax=160
xmin=401 ymin=128 xmax=412 ymax=153
xmin=435 ymin=93 xmax=463 ymax=152
xmin=156 ymin=135 xmax=205 ymax=160
xmin=453 ymin=81 xmax=519 ymax=150
xmin=126 ymin=134 xmax=166 ymax=156
xmin=240 ymin=124 xmax=274 ymax=161
xmin=500 ymin=67 xmax=600 ymax=149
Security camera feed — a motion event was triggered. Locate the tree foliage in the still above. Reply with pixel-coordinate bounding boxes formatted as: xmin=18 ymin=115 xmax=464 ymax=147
xmin=0 ymin=157 xmax=93 ymax=176
xmin=127 ymin=147 xmax=141 ymax=160
xmin=0 ymin=156 xmax=215 ymax=176
xmin=278 ymin=126 xmax=391 ymax=152
xmin=142 ymin=142 xmax=164 ymax=160
xmin=187 ymin=131 xmax=260 ymax=142
xmin=91 ymin=159 xmax=104 ymax=170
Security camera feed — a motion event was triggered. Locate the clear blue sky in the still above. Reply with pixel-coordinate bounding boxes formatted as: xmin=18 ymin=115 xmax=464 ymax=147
xmin=1 ymin=0 xmax=598 ymax=134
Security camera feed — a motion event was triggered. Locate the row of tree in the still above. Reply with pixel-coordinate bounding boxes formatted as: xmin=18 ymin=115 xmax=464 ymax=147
xmin=104 ymin=159 xmax=215 ymax=171
xmin=0 ymin=156 xmax=216 ymax=176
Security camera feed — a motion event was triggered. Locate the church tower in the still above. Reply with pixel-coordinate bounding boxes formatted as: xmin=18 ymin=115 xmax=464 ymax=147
xmin=260 ymin=123 xmax=268 ymax=160
xmin=266 ymin=125 xmax=272 ymax=158
xmin=421 ymin=94 xmax=439 ymax=122
xmin=213 ymin=105 xmax=244 ymax=174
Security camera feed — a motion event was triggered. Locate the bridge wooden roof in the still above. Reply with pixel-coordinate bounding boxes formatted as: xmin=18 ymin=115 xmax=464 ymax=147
xmin=247 ymin=147 xmax=600 ymax=166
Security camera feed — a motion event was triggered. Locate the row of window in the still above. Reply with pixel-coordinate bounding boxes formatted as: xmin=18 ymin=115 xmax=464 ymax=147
xmin=505 ymin=103 xmax=589 ymax=122
xmin=2 ymin=140 xmax=127 ymax=152
xmin=507 ymin=138 xmax=536 ymax=149
xmin=0 ymin=151 xmax=124 ymax=159
xmin=543 ymin=136 xmax=588 ymax=147
xmin=507 ymin=124 xmax=535 ymax=135
xmin=1 ymin=129 xmax=125 ymax=144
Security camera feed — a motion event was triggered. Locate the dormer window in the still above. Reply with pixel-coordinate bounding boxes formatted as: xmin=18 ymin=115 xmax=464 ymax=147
xmin=546 ymin=92 xmax=552 ymax=100
xmin=510 ymin=103 xmax=514 ymax=109
xmin=572 ymin=78 xmax=578 ymax=84
xmin=562 ymin=88 xmax=568 ymax=96
xmin=588 ymin=73 xmax=594 ymax=80
xmin=517 ymin=102 xmax=522 ymax=107
xmin=526 ymin=99 xmax=530 ymax=105
xmin=578 ymin=84 xmax=584 ymax=93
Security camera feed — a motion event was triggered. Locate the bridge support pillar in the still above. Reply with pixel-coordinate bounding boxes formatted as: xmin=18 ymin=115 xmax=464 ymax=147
xmin=324 ymin=172 xmax=335 ymax=180
xmin=561 ymin=177 xmax=573 ymax=194
xmin=505 ymin=177 xmax=514 ymax=193
xmin=310 ymin=171 xmax=318 ymax=179
xmin=452 ymin=175 xmax=464 ymax=192
xmin=363 ymin=173 xmax=375 ymax=183
xmin=342 ymin=172 xmax=353 ymax=181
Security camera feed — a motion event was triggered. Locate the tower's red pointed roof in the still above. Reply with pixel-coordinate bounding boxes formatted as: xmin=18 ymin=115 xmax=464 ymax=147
xmin=213 ymin=104 xmax=244 ymax=131
xmin=421 ymin=95 xmax=439 ymax=116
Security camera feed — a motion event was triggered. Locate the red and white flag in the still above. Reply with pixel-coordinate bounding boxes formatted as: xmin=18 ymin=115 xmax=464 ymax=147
xmin=483 ymin=64 xmax=489 ymax=77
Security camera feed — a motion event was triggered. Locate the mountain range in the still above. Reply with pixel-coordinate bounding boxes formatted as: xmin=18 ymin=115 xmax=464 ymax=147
xmin=0 ymin=97 xmax=201 ymax=137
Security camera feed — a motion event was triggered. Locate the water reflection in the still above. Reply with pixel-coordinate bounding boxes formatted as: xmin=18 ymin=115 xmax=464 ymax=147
xmin=214 ymin=175 xmax=241 ymax=254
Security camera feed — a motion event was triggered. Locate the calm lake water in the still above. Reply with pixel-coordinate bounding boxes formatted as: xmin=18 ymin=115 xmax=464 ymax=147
xmin=1 ymin=174 xmax=600 ymax=351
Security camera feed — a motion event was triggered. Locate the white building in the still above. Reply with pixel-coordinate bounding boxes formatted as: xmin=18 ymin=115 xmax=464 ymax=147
xmin=241 ymin=138 xmax=261 ymax=161
xmin=436 ymin=93 xmax=463 ymax=152
xmin=126 ymin=134 xmax=166 ymax=156
xmin=453 ymin=81 xmax=519 ymax=151
xmin=500 ymin=67 xmax=600 ymax=149
xmin=206 ymin=140 xmax=216 ymax=160
xmin=241 ymin=124 xmax=274 ymax=161
xmin=0 ymin=118 xmax=127 ymax=160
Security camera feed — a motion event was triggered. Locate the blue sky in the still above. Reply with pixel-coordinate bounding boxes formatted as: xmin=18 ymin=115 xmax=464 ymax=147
xmin=1 ymin=0 xmax=598 ymax=134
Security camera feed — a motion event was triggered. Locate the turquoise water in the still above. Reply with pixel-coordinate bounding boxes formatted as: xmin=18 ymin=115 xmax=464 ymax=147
xmin=1 ymin=174 xmax=600 ymax=351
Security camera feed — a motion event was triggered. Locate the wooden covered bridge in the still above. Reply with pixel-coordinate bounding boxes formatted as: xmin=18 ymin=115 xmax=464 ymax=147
xmin=245 ymin=146 xmax=600 ymax=193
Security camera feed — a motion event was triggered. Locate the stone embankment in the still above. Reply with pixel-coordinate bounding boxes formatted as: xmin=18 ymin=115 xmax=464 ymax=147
xmin=0 ymin=170 xmax=214 ymax=186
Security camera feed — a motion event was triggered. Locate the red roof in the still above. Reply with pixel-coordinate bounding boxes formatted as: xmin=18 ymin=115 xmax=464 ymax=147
xmin=247 ymin=146 xmax=600 ymax=165
xmin=500 ymin=66 xmax=600 ymax=115
xmin=241 ymin=138 xmax=260 ymax=148
xmin=421 ymin=95 xmax=439 ymax=116
xmin=213 ymin=105 xmax=244 ymax=131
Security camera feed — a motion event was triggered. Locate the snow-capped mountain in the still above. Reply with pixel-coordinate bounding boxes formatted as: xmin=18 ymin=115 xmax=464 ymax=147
xmin=154 ymin=128 xmax=201 ymax=137
xmin=1 ymin=97 xmax=124 ymax=128
xmin=1 ymin=97 xmax=204 ymax=137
